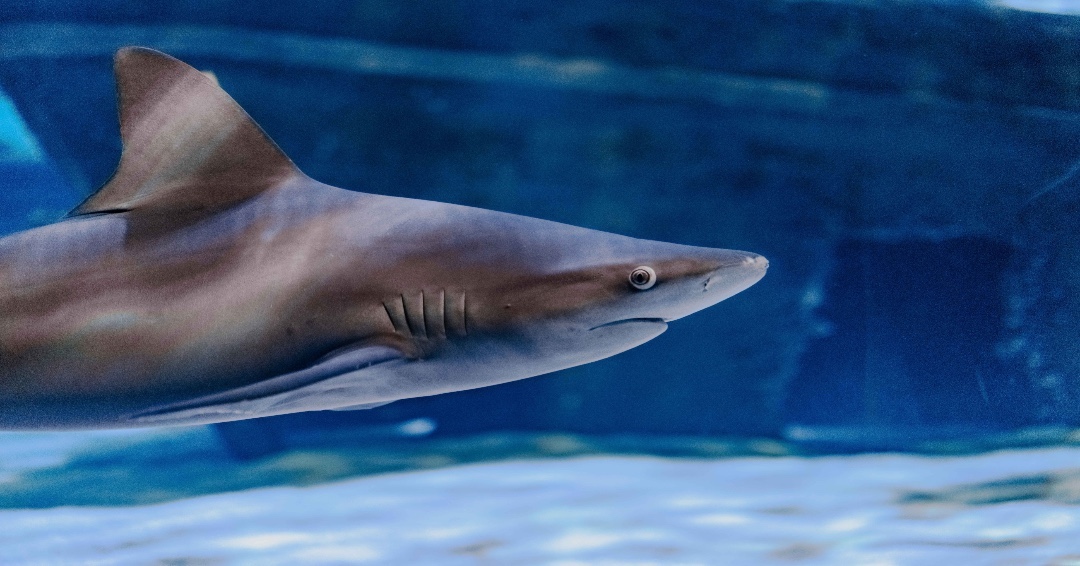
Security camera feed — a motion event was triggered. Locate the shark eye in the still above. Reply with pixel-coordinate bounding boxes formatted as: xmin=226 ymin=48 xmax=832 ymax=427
xmin=629 ymin=266 xmax=656 ymax=290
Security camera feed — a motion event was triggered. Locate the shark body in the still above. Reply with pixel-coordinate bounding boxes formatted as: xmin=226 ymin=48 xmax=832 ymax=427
xmin=0 ymin=48 xmax=767 ymax=430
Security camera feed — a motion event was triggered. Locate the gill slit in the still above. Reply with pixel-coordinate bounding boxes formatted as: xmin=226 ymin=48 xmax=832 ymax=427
xmin=433 ymin=288 xmax=447 ymax=340
xmin=401 ymin=293 xmax=418 ymax=338
xmin=418 ymin=291 xmax=429 ymax=339
xmin=382 ymin=302 xmax=395 ymax=331
xmin=419 ymin=289 xmax=427 ymax=339
xmin=386 ymin=289 xmax=467 ymax=339
xmin=382 ymin=295 xmax=408 ymax=335
xmin=421 ymin=289 xmax=430 ymax=340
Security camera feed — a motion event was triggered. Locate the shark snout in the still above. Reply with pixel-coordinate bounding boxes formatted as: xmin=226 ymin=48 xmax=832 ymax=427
xmin=646 ymin=248 xmax=767 ymax=322
xmin=705 ymin=252 xmax=768 ymax=292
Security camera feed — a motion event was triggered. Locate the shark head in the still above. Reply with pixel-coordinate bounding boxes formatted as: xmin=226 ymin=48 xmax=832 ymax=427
xmin=330 ymin=197 xmax=769 ymax=398
xmin=464 ymin=221 xmax=769 ymax=375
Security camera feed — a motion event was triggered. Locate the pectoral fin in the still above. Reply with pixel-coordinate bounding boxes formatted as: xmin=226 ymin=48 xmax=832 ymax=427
xmin=131 ymin=345 xmax=404 ymax=425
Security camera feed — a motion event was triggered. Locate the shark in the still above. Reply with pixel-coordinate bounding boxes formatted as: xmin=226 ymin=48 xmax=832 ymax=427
xmin=0 ymin=47 xmax=767 ymax=430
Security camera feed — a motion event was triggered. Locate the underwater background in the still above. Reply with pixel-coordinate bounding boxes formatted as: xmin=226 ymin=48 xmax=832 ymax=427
xmin=3 ymin=0 xmax=1080 ymax=563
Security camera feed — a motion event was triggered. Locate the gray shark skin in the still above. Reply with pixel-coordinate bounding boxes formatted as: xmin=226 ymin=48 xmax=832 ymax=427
xmin=0 ymin=47 xmax=767 ymax=430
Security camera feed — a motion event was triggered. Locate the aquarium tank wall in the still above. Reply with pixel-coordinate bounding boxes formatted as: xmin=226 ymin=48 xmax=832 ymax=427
xmin=2 ymin=0 xmax=1080 ymax=454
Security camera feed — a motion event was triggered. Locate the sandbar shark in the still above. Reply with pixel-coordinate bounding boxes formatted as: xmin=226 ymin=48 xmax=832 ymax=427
xmin=0 ymin=48 xmax=767 ymax=429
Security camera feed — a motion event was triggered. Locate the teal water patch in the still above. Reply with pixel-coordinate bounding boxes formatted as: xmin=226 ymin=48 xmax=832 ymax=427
xmin=0 ymin=91 xmax=43 ymax=163
xmin=0 ymin=88 xmax=81 ymax=232
xmin=0 ymin=429 xmax=160 ymax=484
xmin=0 ymin=430 xmax=789 ymax=509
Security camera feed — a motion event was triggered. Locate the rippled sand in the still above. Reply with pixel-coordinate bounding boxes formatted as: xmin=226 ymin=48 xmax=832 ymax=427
xmin=0 ymin=432 xmax=1078 ymax=564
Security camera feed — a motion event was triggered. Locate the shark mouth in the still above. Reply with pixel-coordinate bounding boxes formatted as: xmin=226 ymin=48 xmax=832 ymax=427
xmin=589 ymin=317 xmax=667 ymax=331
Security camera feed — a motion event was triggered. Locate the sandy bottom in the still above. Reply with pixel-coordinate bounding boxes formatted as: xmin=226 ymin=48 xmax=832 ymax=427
xmin=1 ymin=432 xmax=1080 ymax=564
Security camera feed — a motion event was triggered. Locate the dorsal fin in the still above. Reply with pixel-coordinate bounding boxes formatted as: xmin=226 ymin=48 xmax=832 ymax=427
xmin=70 ymin=47 xmax=301 ymax=236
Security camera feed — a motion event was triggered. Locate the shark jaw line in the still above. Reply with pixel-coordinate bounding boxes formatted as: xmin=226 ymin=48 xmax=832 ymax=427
xmin=589 ymin=317 xmax=669 ymax=331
